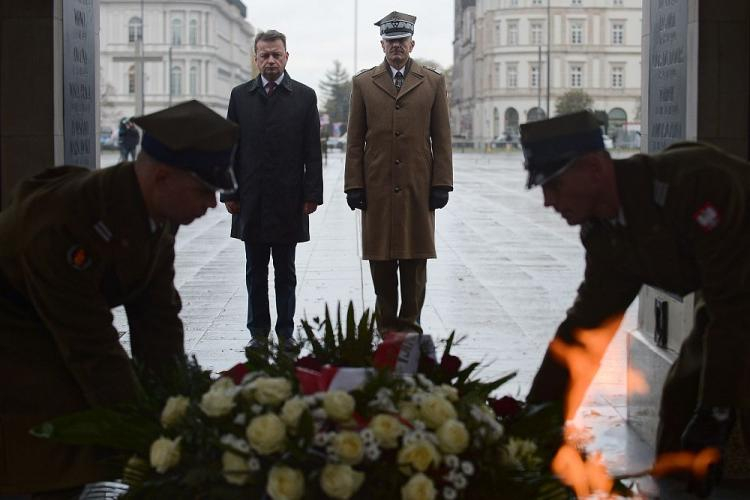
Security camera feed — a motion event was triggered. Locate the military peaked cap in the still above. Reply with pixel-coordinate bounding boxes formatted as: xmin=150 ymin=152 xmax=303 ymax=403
xmin=375 ymin=11 xmax=416 ymax=39
xmin=132 ymin=99 xmax=239 ymax=193
xmin=520 ymin=110 xmax=604 ymax=188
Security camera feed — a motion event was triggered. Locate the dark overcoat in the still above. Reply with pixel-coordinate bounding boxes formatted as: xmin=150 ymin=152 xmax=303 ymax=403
xmin=344 ymin=59 xmax=453 ymax=260
xmin=528 ymin=143 xmax=750 ymax=412
xmin=225 ymin=72 xmax=323 ymax=243
xmin=0 ymin=164 xmax=184 ymax=494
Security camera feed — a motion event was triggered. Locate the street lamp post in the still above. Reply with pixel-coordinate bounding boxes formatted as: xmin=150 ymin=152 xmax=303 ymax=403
xmin=353 ymin=0 xmax=358 ymax=75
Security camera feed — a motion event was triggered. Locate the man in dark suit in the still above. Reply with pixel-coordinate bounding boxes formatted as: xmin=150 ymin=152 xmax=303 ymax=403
xmin=0 ymin=100 xmax=238 ymax=496
xmin=223 ymin=30 xmax=323 ymax=352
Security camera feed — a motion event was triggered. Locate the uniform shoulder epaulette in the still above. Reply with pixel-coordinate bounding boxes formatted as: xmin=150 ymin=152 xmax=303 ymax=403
xmin=356 ymin=66 xmax=376 ymax=77
xmin=424 ymin=66 xmax=441 ymax=75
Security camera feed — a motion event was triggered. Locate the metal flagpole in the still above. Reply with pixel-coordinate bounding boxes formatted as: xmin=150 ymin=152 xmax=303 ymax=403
xmin=352 ymin=0 xmax=365 ymax=312
xmin=546 ymin=0 xmax=551 ymax=116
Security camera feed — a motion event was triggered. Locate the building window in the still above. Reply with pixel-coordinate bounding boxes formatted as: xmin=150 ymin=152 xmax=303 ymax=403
xmin=613 ymin=0 xmax=623 ymax=5
xmin=612 ymin=22 xmax=624 ymax=45
xmin=189 ymin=65 xmax=199 ymax=95
xmin=494 ymin=22 xmax=501 ymax=44
xmin=530 ymin=22 xmax=543 ymax=45
xmin=171 ymin=18 xmax=183 ymax=46
xmin=570 ymin=21 xmax=584 ymax=44
xmin=506 ymin=63 xmax=518 ymax=88
xmin=495 ymin=63 xmax=501 ymax=88
xmin=128 ymin=17 xmax=142 ymax=42
xmin=532 ymin=0 xmax=543 ymax=5
xmin=170 ymin=66 xmax=182 ymax=96
xmin=128 ymin=65 xmax=135 ymax=94
xmin=189 ymin=19 xmax=199 ymax=46
xmin=530 ymin=63 xmax=540 ymax=88
xmin=510 ymin=0 xmax=518 ymax=6
xmin=571 ymin=0 xmax=582 ymax=5
xmin=570 ymin=64 xmax=583 ymax=87
xmin=507 ymin=21 xmax=518 ymax=46
xmin=611 ymin=66 xmax=624 ymax=88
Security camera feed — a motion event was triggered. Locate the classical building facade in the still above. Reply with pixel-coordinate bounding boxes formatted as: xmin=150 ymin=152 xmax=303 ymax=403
xmin=452 ymin=0 xmax=641 ymax=146
xmin=99 ymin=0 xmax=255 ymax=130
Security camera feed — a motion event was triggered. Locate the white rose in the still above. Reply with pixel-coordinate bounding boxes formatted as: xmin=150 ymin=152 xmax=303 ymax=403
xmin=281 ymin=397 xmax=307 ymax=429
xmin=253 ymin=377 xmax=293 ymax=406
xmin=418 ymin=395 xmax=457 ymax=429
xmin=149 ymin=436 xmax=181 ymax=474
xmin=246 ymin=413 xmax=286 ymax=455
xmin=369 ymin=414 xmax=404 ymax=449
xmin=320 ymin=464 xmax=365 ymax=500
xmin=503 ymin=437 xmax=542 ymax=471
xmin=398 ymin=401 xmax=420 ymax=421
xmin=436 ymin=384 xmax=460 ymax=402
xmin=331 ymin=431 xmax=364 ymax=465
xmin=398 ymin=439 xmax=441 ymax=472
xmin=323 ymin=391 xmax=356 ymax=422
xmin=436 ymin=419 xmax=470 ymax=455
xmin=401 ymin=473 xmax=437 ymax=500
xmin=200 ymin=378 xmax=237 ymax=418
xmin=266 ymin=465 xmax=305 ymax=500
xmin=160 ymin=395 xmax=190 ymax=428
xmin=222 ymin=450 xmax=250 ymax=485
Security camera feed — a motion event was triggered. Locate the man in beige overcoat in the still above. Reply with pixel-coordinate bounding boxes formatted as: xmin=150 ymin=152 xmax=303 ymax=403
xmin=344 ymin=11 xmax=453 ymax=331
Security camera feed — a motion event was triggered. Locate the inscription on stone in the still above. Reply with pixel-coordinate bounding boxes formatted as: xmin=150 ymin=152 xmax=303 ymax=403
xmin=648 ymin=0 xmax=687 ymax=152
xmin=63 ymin=0 xmax=97 ymax=168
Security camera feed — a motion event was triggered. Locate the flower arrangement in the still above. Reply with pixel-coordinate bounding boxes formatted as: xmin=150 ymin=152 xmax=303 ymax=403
xmin=34 ymin=303 xmax=630 ymax=499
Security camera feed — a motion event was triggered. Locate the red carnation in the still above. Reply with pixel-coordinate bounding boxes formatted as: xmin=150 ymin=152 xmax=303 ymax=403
xmin=440 ymin=354 xmax=462 ymax=379
xmin=488 ymin=396 xmax=523 ymax=419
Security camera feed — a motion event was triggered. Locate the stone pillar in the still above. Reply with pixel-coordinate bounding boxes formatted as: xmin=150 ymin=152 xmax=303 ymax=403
xmin=630 ymin=0 xmax=749 ymax=478
xmin=0 ymin=0 xmax=98 ymax=208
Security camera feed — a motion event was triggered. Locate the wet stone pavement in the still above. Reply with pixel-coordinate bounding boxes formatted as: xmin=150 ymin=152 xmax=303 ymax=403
xmin=114 ymin=150 xmax=650 ymax=482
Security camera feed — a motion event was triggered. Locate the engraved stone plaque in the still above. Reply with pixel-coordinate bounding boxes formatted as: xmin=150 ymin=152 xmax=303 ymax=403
xmin=63 ymin=0 xmax=97 ymax=168
xmin=648 ymin=0 xmax=688 ymax=153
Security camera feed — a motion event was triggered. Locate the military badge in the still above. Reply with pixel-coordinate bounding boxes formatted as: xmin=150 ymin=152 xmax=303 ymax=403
xmin=67 ymin=244 xmax=92 ymax=270
xmin=693 ymin=202 xmax=721 ymax=232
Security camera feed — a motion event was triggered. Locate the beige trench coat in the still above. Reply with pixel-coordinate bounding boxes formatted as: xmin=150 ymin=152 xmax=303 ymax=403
xmin=344 ymin=59 xmax=453 ymax=260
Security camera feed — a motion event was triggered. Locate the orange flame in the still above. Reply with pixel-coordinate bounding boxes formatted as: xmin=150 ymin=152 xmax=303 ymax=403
xmin=626 ymin=367 xmax=650 ymax=395
xmin=651 ymin=448 xmax=721 ymax=479
xmin=548 ymin=313 xmax=624 ymax=419
xmin=551 ymin=444 xmax=614 ymax=497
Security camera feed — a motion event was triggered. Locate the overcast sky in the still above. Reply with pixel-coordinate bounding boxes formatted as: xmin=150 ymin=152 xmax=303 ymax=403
xmin=243 ymin=0 xmax=454 ymax=95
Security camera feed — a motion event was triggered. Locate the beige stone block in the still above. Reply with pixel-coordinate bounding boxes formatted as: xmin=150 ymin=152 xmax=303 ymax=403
xmin=1 ymin=135 xmax=55 ymax=206
xmin=718 ymin=22 xmax=750 ymax=96
xmin=0 ymin=17 xmax=54 ymax=136
xmin=699 ymin=0 xmax=749 ymax=22
xmin=718 ymin=93 xmax=749 ymax=139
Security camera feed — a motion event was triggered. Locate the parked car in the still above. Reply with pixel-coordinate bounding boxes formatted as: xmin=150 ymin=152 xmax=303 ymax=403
xmin=491 ymin=131 xmax=520 ymax=149
xmin=100 ymin=127 xmax=117 ymax=150
xmin=326 ymin=133 xmax=347 ymax=151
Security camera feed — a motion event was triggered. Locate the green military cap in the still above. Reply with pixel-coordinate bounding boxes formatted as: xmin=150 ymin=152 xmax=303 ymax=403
xmin=132 ymin=99 xmax=239 ymax=193
xmin=520 ymin=110 xmax=604 ymax=189
xmin=374 ymin=11 xmax=416 ymax=39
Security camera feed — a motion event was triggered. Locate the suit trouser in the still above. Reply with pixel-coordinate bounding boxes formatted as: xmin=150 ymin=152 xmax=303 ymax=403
xmin=369 ymin=259 xmax=426 ymax=331
xmin=656 ymin=302 xmax=749 ymax=454
xmin=244 ymin=242 xmax=297 ymax=341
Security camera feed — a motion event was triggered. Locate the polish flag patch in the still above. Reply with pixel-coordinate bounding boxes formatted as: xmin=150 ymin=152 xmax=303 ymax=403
xmin=693 ymin=202 xmax=721 ymax=232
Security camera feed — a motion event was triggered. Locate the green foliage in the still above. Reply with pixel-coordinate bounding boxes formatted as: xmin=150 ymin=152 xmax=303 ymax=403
xmin=319 ymin=60 xmax=352 ymax=132
xmin=554 ymin=89 xmax=593 ymax=115
xmin=301 ymin=302 xmax=376 ymax=366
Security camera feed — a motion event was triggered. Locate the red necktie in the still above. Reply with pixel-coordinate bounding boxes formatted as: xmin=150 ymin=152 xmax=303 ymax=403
xmin=266 ymin=81 xmax=277 ymax=96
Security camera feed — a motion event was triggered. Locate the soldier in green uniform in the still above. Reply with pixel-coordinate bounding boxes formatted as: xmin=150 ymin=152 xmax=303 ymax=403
xmin=0 ymin=100 xmax=238 ymax=496
xmin=521 ymin=111 xmax=749 ymax=493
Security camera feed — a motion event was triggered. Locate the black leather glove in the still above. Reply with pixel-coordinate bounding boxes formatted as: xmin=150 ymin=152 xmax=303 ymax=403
xmin=680 ymin=407 xmax=735 ymax=497
xmin=346 ymin=189 xmax=366 ymax=210
xmin=429 ymin=187 xmax=450 ymax=210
